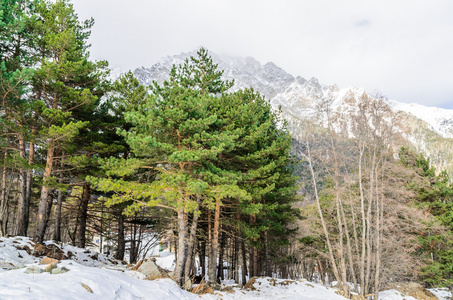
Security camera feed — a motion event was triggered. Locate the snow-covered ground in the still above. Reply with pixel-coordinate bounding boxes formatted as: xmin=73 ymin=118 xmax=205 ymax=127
xmin=1 ymin=237 xmax=451 ymax=300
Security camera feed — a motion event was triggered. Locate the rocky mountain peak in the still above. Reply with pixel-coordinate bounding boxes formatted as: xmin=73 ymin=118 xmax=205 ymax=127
xmin=127 ymin=49 xmax=453 ymax=178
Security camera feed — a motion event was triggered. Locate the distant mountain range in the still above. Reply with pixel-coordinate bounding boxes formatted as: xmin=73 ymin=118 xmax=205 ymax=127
xmin=127 ymin=50 xmax=453 ymax=178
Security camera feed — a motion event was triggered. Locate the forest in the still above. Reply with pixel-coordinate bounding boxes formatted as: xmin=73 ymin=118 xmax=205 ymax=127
xmin=1 ymin=0 xmax=453 ymax=298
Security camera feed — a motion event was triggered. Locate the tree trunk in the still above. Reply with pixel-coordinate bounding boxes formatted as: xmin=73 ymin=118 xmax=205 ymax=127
xmin=35 ymin=140 xmax=55 ymax=243
xmin=253 ymin=246 xmax=258 ymax=277
xmin=358 ymin=145 xmax=366 ymax=297
xmin=208 ymin=198 xmax=221 ymax=284
xmin=0 ymin=151 xmax=9 ymax=236
xmin=184 ymin=198 xmax=200 ymax=288
xmin=234 ymin=237 xmax=239 ymax=283
xmin=23 ymin=140 xmax=34 ymax=236
xmin=374 ymin=167 xmax=383 ymax=295
xmin=76 ymin=183 xmax=90 ymax=248
xmin=15 ymin=135 xmax=27 ymax=236
xmin=53 ymin=188 xmax=63 ymax=241
xmin=174 ymin=205 xmax=187 ymax=287
xmin=364 ymin=149 xmax=376 ymax=295
xmin=264 ymin=231 xmax=271 ymax=277
xmin=116 ymin=210 xmax=125 ymax=261
xmin=200 ymin=239 xmax=206 ymax=280
xmin=305 ymin=141 xmax=341 ymax=285
xmin=336 ymin=193 xmax=349 ymax=298
xmin=53 ymin=159 xmax=64 ymax=242
xmin=217 ymin=230 xmax=225 ymax=281
xmin=241 ymin=239 xmax=247 ymax=285
xmin=130 ymin=222 xmax=138 ymax=264
xmin=340 ymin=196 xmax=358 ymax=293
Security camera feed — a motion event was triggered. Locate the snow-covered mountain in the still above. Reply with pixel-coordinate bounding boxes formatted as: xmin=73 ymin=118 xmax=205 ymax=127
xmin=130 ymin=50 xmax=453 ymax=176
xmin=387 ymin=99 xmax=453 ymax=139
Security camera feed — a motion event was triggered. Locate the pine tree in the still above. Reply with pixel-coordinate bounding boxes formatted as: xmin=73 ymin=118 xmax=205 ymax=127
xmin=31 ymin=0 xmax=108 ymax=243
xmin=93 ymin=49 xmax=298 ymax=287
xmin=0 ymin=0 xmax=37 ymax=236
xmin=400 ymin=148 xmax=453 ymax=287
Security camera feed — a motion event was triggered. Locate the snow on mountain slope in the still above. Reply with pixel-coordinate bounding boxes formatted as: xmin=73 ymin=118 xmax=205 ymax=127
xmin=132 ymin=49 xmax=453 ymax=141
xmin=386 ymin=99 xmax=453 ymax=139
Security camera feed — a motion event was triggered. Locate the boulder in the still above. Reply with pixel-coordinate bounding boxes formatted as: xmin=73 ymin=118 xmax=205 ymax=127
xmin=14 ymin=264 xmax=26 ymax=270
xmin=25 ymin=266 xmax=43 ymax=274
xmin=44 ymin=263 xmax=58 ymax=272
xmin=136 ymin=259 xmax=167 ymax=279
xmin=40 ymin=257 xmax=59 ymax=265
xmin=51 ymin=267 xmax=69 ymax=274
xmin=0 ymin=262 xmax=15 ymax=271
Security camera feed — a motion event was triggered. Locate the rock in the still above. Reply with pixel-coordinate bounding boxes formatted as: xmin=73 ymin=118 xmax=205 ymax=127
xmin=44 ymin=263 xmax=58 ymax=272
xmin=14 ymin=264 xmax=26 ymax=270
xmin=25 ymin=266 xmax=43 ymax=274
xmin=51 ymin=267 xmax=69 ymax=274
xmin=40 ymin=257 xmax=59 ymax=265
xmin=0 ymin=262 xmax=15 ymax=271
xmin=212 ymin=284 xmax=222 ymax=291
xmin=137 ymin=259 xmax=167 ymax=279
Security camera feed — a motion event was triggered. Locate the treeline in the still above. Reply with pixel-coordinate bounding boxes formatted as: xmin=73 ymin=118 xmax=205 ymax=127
xmin=0 ymin=0 xmax=298 ymax=289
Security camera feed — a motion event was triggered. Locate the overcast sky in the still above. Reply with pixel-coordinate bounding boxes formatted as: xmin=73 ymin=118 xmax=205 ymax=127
xmin=71 ymin=0 xmax=453 ymax=109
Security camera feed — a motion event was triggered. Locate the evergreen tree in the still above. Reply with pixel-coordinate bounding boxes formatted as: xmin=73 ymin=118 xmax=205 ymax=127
xmin=400 ymin=148 xmax=453 ymax=287
xmin=31 ymin=0 xmax=108 ymax=243
xmin=0 ymin=0 xmax=37 ymax=236
xmin=93 ymin=49 xmax=298 ymax=287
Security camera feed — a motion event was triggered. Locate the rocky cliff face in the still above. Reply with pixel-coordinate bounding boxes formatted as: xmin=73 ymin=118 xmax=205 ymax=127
xmin=131 ymin=49 xmax=453 ymax=177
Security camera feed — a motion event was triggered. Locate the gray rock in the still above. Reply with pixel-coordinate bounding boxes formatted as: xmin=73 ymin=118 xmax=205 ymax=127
xmin=25 ymin=265 xmax=43 ymax=274
xmin=137 ymin=259 xmax=164 ymax=278
xmin=51 ymin=266 xmax=69 ymax=274
xmin=0 ymin=262 xmax=15 ymax=270
xmin=14 ymin=264 xmax=26 ymax=270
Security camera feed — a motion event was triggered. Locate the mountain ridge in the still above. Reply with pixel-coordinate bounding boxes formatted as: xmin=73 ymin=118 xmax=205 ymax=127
xmin=129 ymin=49 xmax=453 ymax=177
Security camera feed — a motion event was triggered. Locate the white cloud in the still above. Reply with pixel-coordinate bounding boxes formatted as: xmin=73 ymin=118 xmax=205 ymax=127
xmin=71 ymin=0 xmax=453 ymax=108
